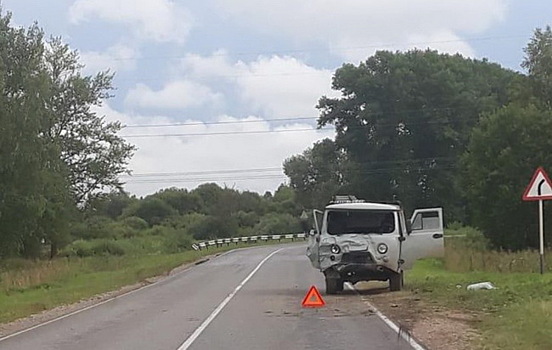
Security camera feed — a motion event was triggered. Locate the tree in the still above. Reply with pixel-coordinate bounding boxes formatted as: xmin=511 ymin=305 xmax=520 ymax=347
xmin=123 ymin=197 xmax=178 ymax=226
xmin=462 ymin=104 xmax=552 ymax=249
xmin=44 ymin=38 xmax=135 ymax=204
xmin=86 ymin=191 xmax=136 ymax=219
xmin=253 ymin=213 xmax=302 ymax=235
xmin=316 ymin=50 xmax=517 ymax=219
xmin=522 ymin=26 xmax=552 ymax=107
xmin=284 ymin=139 xmax=347 ymax=209
xmin=152 ymin=188 xmax=202 ymax=215
xmin=0 ymin=11 xmax=136 ymax=257
xmin=188 ymin=215 xmax=238 ymax=240
xmin=0 ymin=13 xmax=71 ymax=258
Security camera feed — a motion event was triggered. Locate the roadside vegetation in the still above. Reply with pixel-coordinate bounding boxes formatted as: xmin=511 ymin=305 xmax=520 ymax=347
xmin=404 ymin=227 xmax=552 ymax=349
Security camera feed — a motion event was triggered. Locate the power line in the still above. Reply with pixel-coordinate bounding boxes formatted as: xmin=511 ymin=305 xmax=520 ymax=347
xmin=122 ymin=157 xmax=456 ymax=181
xmin=120 ymin=105 xmax=479 ymax=132
xmin=125 ymin=174 xmax=286 ymax=184
xmin=122 ymin=167 xmax=283 ymax=178
xmin=123 ymin=165 xmax=457 ymax=184
xmin=123 ymin=116 xmax=317 ymax=129
xmin=104 ymin=35 xmax=528 ymax=63
xmin=119 ymin=116 xmax=478 ymax=138
xmin=120 ymin=127 xmax=331 ymax=138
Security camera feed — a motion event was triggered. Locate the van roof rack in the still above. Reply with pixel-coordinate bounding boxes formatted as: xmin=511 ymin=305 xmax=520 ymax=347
xmin=329 ymin=195 xmax=366 ymax=204
xmin=329 ymin=195 xmax=403 ymax=207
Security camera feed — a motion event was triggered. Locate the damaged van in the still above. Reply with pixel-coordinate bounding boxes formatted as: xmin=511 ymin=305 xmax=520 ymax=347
xmin=307 ymin=196 xmax=444 ymax=294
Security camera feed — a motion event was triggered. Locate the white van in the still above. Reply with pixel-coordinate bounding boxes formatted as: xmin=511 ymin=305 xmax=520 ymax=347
xmin=307 ymin=196 xmax=444 ymax=294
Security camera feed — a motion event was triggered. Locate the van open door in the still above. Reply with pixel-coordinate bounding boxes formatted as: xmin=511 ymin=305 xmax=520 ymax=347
xmin=400 ymin=208 xmax=444 ymax=269
xmin=306 ymin=209 xmax=323 ymax=270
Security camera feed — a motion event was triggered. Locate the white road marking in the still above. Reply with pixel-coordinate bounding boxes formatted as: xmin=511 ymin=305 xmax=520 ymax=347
xmin=344 ymin=283 xmax=426 ymax=350
xmin=176 ymin=248 xmax=284 ymax=350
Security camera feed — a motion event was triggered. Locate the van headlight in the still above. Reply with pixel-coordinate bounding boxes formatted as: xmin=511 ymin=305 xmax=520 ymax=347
xmin=330 ymin=244 xmax=341 ymax=254
xmin=377 ymin=243 xmax=388 ymax=254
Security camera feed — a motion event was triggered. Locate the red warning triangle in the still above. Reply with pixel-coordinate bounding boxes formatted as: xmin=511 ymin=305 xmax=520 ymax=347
xmin=301 ymin=285 xmax=325 ymax=308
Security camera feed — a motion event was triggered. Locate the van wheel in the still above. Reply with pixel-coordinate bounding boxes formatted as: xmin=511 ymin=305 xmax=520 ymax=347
xmin=325 ymin=277 xmax=342 ymax=294
xmin=336 ymin=278 xmax=344 ymax=292
xmin=389 ymin=271 xmax=403 ymax=292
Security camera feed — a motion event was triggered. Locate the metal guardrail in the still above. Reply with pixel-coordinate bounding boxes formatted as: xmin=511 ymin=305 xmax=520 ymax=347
xmin=192 ymin=232 xmax=308 ymax=251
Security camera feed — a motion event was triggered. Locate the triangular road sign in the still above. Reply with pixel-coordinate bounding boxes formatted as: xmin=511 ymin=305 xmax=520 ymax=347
xmin=301 ymin=285 xmax=325 ymax=308
xmin=523 ymin=167 xmax=552 ymax=201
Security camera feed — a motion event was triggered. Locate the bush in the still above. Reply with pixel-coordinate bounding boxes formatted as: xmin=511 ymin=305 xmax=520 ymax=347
xmin=91 ymin=240 xmax=127 ymax=256
xmin=163 ymin=229 xmax=194 ymax=253
xmin=253 ymin=213 xmax=302 ymax=235
xmin=234 ymin=211 xmax=259 ymax=228
xmin=122 ymin=198 xmax=178 ymax=226
xmin=71 ymin=216 xmax=114 ymax=240
xmin=188 ymin=215 xmax=238 ymax=240
xmin=446 ymin=225 xmax=490 ymax=251
xmin=60 ymin=239 xmax=128 ymax=257
xmin=108 ymin=222 xmax=137 ymax=239
xmin=122 ymin=216 xmax=149 ymax=231
xmin=161 ymin=213 xmax=206 ymax=230
xmin=144 ymin=225 xmax=173 ymax=236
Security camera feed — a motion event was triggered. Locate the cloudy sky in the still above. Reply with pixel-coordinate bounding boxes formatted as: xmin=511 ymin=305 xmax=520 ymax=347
xmin=3 ymin=0 xmax=552 ymax=196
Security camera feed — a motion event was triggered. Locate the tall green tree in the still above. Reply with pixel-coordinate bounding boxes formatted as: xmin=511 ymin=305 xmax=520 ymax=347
xmin=317 ymin=50 xmax=517 ymax=219
xmin=0 ymin=14 xmax=69 ymax=257
xmin=462 ymin=104 xmax=552 ymax=249
xmin=284 ymin=139 xmax=347 ymax=209
xmin=44 ymin=38 xmax=135 ymax=204
xmin=151 ymin=188 xmax=202 ymax=215
xmin=0 ymin=11 xmax=135 ymax=257
xmin=522 ymin=26 xmax=552 ymax=107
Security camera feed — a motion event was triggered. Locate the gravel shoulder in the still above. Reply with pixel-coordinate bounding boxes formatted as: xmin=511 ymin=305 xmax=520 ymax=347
xmin=355 ymin=281 xmax=482 ymax=350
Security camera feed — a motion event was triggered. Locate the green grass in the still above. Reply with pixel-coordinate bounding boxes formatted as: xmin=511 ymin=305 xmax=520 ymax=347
xmin=406 ymin=258 xmax=552 ymax=349
xmin=0 ymin=241 xmax=291 ymax=325
xmin=404 ymin=226 xmax=552 ymax=348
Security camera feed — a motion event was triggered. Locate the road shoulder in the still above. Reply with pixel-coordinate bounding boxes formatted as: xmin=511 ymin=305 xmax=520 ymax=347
xmin=355 ymin=282 xmax=482 ymax=350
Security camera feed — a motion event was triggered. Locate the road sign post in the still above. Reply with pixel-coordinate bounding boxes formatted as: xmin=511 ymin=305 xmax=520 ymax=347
xmin=540 ymin=199 xmax=545 ymax=274
xmin=523 ymin=167 xmax=552 ymax=274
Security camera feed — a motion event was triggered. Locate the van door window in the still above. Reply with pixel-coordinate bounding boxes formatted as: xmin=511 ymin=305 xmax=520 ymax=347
xmin=411 ymin=211 xmax=440 ymax=231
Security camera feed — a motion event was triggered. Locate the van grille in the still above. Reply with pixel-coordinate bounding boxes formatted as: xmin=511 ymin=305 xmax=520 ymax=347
xmin=341 ymin=252 xmax=374 ymax=264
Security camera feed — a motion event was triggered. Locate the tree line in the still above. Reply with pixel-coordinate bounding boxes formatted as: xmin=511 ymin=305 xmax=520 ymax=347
xmin=284 ymin=27 xmax=552 ymax=250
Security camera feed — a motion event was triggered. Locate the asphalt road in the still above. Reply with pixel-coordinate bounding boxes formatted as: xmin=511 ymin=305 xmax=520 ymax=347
xmin=0 ymin=244 xmax=415 ymax=350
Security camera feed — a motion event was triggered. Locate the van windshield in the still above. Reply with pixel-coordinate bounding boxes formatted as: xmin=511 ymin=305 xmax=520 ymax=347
xmin=327 ymin=210 xmax=395 ymax=235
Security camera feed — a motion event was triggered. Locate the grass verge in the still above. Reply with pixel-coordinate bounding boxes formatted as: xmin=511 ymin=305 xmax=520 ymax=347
xmin=406 ymin=258 xmax=552 ymax=350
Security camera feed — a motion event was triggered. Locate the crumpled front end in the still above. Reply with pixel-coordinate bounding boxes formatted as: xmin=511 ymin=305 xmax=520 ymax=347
xmin=318 ymin=234 xmax=393 ymax=282
xmin=318 ymin=235 xmax=374 ymax=270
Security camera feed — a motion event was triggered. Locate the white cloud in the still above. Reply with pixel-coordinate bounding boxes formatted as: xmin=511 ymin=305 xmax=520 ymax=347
xmin=125 ymin=81 xmax=223 ymax=110
xmin=97 ymin=104 xmax=334 ymax=196
xmin=237 ymin=56 xmax=337 ymax=117
xmin=182 ymin=53 xmax=338 ymax=118
xmin=69 ymin=0 xmax=193 ymax=43
xmin=213 ymin=0 xmax=508 ymax=61
xmin=79 ymin=44 xmax=138 ymax=74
